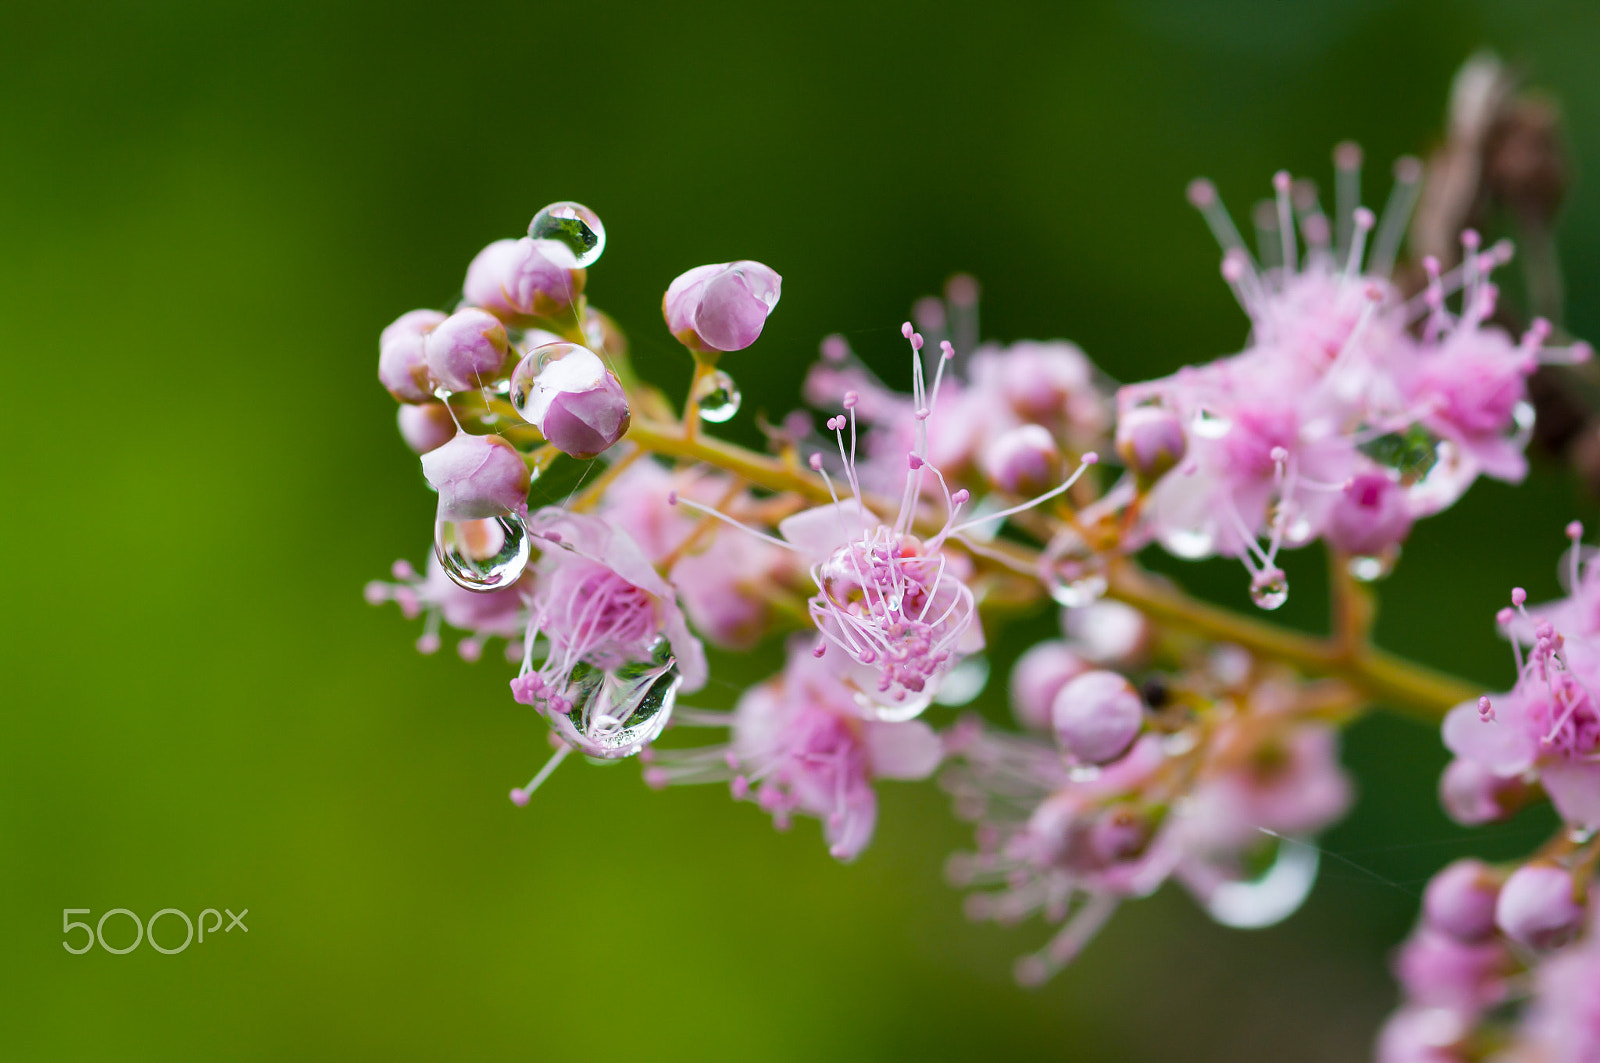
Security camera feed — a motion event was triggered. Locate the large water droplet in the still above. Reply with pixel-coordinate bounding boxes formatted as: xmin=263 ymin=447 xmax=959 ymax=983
xmin=528 ymin=201 xmax=605 ymax=269
xmin=1249 ymin=570 xmax=1289 ymax=610
xmin=855 ymin=687 xmax=935 ymax=724
xmin=434 ymin=514 xmax=531 ymax=591
xmin=1043 ymin=531 xmax=1107 ymax=608
xmin=1191 ymin=408 xmax=1233 ymax=439
xmin=554 ymin=638 xmax=680 ymax=758
xmin=692 ymin=369 xmax=742 ymax=423
xmin=508 ymin=341 xmax=590 ymax=422
xmin=1201 ymin=835 xmax=1320 ymax=929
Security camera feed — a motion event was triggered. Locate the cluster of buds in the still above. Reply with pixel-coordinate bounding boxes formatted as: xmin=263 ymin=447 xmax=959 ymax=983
xmin=367 ymin=122 xmax=1597 ymax=1059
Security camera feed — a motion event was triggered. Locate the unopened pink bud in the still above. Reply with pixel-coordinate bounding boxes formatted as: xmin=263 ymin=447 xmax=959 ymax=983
xmin=1439 ymin=757 xmax=1533 ymax=825
xmin=1089 ymin=806 xmax=1152 ymax=864
xmin=1326 ymin=472 xmax=1414 ymax=556
xmin=663 ymin=260 xmax=782 ymax=354
xmin=464 ymin=237 xmax=584 ymax=325
xmin=1116 ymin=405 xmax=1187 ymax=482
xmin=397 ymin=402 xmax=457 ymax=454
xmin=420 ymin=432 xmax=530 ymax=520
xmin=425 ymin=307 xmax=509 ymax=392
xmin=1009 ymin=640 xmax=1089 ymax=731
xmin=509 ymin=343 xmax=630 ymax=459
xmin=1051 ymin=670 xmax=1143 ymax=764
xmin=1495 ymin=863 xmax=1585 ymax=950
xmin=378 ymin=309 xmax=447 ymax=403
xmin=1423 ymin=859 xmax=1501 ymax=942
xmin=982 ymin=424 xmax=1060 ymax=495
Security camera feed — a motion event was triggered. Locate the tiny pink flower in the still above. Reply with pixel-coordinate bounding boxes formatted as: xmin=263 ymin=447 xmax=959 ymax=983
xmin=396 ymin=403 xmax=457 ymax=454
xmin=424 ymin=307 xmax=509 ymax=392
xmin=1496 ymin=863 xmax=1585 ymax=950
xmin=1050 ymin=670 xmax=1143 ymax=765
xmin=1423 ymin=859 xmax=1502 ymax=942
xmin=1008 ymin=640 xmax=1090 ymax=732
xmin=1326 ymin=471 xmax=1415 ymax=556
xmin=663 ymin=260 xmax=782 ymax=354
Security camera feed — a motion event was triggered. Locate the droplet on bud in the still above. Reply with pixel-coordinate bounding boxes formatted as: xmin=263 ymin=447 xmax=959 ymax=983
xmin=528 ymin=201 xmax=605 ymax=269
xmin=1249 ymin=570 xmax=1289 ymax=610
xmin=1191 ymin=408 xmax=1233 ymax=439
xmin=692 ymin=369 xmax=743 ymax=423
xmin=1201 ymin=836 xmax=1319 ymax=929
xmin=434 ymin=515 xmax=531 ymax=591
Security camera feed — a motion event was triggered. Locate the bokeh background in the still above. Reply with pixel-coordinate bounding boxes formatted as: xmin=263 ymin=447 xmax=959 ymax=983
xmin=6 ymin=1 xmax=1600 ymax=1058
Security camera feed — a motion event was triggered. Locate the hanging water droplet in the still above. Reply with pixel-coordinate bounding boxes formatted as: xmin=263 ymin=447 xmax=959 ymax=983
xmin=1348 ymin=545 xmax=1399 ymax=582
xmin=855 ymin=687 xmax=935 ymax=724
xmin=528 ymin=201 xmax=605 ymax=269
xmin=1192 ymin=408 xmax=1233 ymax=439
xmin=692 ymin=369 xmax=742 ymax=423
xmin=1249 ymin=570 xmax=1289 ymax=610
xmin=434 ymin=514 xmax=530 ymax=591
xmin=1202 ymin=835 xmax=1320 ymax=929
xmin=933 ymin=655 xmax=990 ymax=707
xmin=552 ymin=637 xmax=680 ymax=758
xmin=1162 ymin=523 xmax=1217 ymax=559
xmin=1044 ymin=532 xmax=1108 ymax=608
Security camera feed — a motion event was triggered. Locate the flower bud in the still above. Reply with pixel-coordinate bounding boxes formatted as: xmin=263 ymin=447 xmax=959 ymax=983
xmin=1051 ymin=670 xmax=1143 ymax=764
xmin=982 ymin=424 xmax=1060 ymax=495
xmin=509 ymin=343 xmax=630 ymax=459
xmin=397 ymin=402 xmax=457 ymax=454
xmin=424 ymin=307 xmax=509 ymax=392
xmin=378 ymin=309 xmax=446 ymax=403
xmin=1495 ymin=862 xmax=1585 ymax=950
xmin=1009 ymin=640 xmax=1089 ymax=731
xmin=464 ymin=238 xmax=584 ymax=325
xmin=1423 ymin=859 xmax=1501 ymax=942
xmin=1088 ymin=805 xmax=1154 ymax=864
xmin=1394 ymin=929 xmax=1508 ymax=1009
xmin=1326 ymin=472 xmax=1414 ymax=556
xmin=420 ymin=432 xmax=530 ymax=520
xmin=1115 ymin=405 xmax=1187 ymax=483
xmin=663 ymin=260 xmax=782 ymax=354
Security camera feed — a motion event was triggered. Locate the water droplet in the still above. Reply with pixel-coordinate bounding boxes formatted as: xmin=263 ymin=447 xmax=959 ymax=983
xmin=1192 ymin=408 xmax=1233 ymax=439
xmin=553 ymin=638 xmax=680 ymax=759
xmin=855 ymin=688 xmax=935 ymax=723
xmin=1201 ymin=836 xmax=1320 ymax=929
xmin=692 ymin=369 xmax=742 ymax=423
xmin=1044 ymin=533 xmax=1107 ymax=608
xmin=1249 ymin=571 xmax=1289 ymax=610
xmin=933 ymin=656 xmax=990 ymax=707
xmin=1348 ymin=546 xmax=1399 ymax=582
xmin=434 ymin=514 xmax=530 ymax=591
xmin=528 ymin=201 xmax=605 ymax=269
xmin=508 ymin=342 xmax=589 ymax=422
xmin=1162 ymin=523 xmax=1217 ymax=559
xmin=1358 ymin=423 xmax=1440 ymax=483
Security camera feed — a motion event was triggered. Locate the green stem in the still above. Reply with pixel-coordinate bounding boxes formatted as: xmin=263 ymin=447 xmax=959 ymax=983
xmin=621 ymin=417 xmax=1478 ymax=722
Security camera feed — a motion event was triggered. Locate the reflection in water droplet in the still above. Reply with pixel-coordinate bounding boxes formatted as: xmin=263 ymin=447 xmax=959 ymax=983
xmin=554 ymin=638 xmax=680 ymax=758
xmin=434 ymin=514 xmax=531 ymax=591
xmin=1358 ymin=423 xmax=1440 ymax=483
xmin=1249 ymin=571 xmax=1289 ymax=610
xmin=1202 ymin=836 xmax=1320 ymax=929
xmin=933 ymin=656 xmax=990 ymax=706
xmin=1044 ymin=533 xmax=1108 ymax=608
xmin=1192 ymin=408 xmax=1233 ymax=439
xmin=855 ymin=688 xmax=935 ymax=723
xmin=508 ymin=342 xmax=591 ymax=422
xmin=1348 ymin=546 xmax=1399 ymax=582
xmin=528 ymin=201 xmax=605 ymax=269
xmin=692 ymin=369 xmax=742 ymax=423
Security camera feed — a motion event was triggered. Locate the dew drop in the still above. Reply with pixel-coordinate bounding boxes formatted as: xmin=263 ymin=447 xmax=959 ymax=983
xmin=1348 ymin=545 xmax=1399 ymax=582
xmin=1358 ymin=423 xmax=1440 ymax=483
xmin=692 ymin=369 xmax=742 ymax=423
xmin=1192 ymin=408 xmax=1233 ymax=439
xmin=1201 ymin=836 xmax=1320 ymax=929
xmin=1043 ymin=533 xmax=1107 ymax=608
xmin=508 ymin=341 xmax=590 ymax=422
xmin=933 ymin=655 xmax=990 ymax=707
xmin=528 ymin=201 xmax=605 ymax=269
xmin=1162 ymin=523 xmax=1217 ymax=560
xmin=1249 ymin=570 xmax=1289 ymax=610
xmin=551 ymin=638 xmax=680 ymax=758
xmin=434 ymin=514 xmax=531 ymax=591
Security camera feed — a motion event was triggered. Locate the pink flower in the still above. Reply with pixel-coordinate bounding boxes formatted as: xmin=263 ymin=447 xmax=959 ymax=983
xmin=423 ymin=307 xmax=509 ymax=392
xmin=378 ymin=309 xmax=446 ymax=403
xmin=508 ymin=343 xmax=630 ymax=459
xmin=663 ymin=260 xmax=782 ymax=354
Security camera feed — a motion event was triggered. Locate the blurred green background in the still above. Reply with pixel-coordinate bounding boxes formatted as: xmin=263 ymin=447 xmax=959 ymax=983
xmin=6 ymin=1 xmax=1600 ymax=1058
